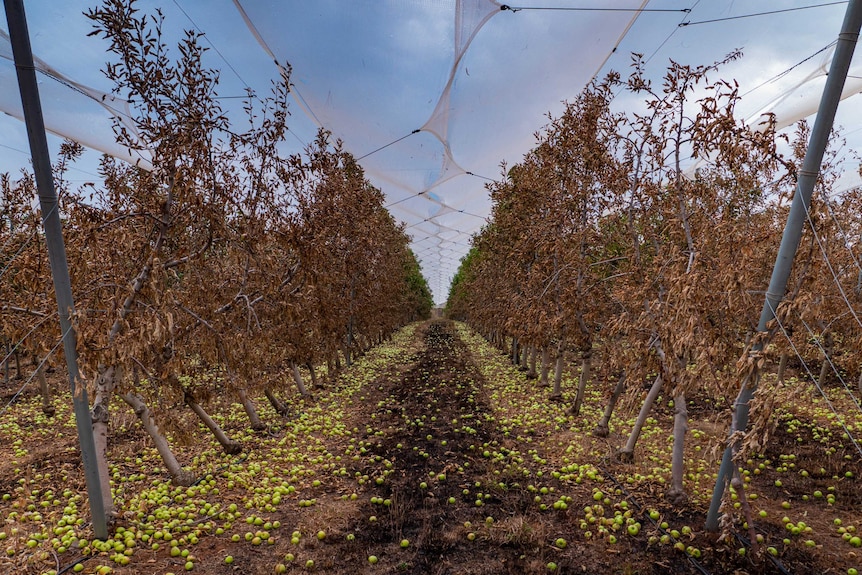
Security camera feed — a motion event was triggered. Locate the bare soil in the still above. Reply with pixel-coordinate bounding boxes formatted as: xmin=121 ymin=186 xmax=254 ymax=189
xmin=1 ymin=320 xmax=860 ymax=575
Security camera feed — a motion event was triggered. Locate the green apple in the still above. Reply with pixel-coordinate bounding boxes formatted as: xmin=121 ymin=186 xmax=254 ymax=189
xmin=554 ymin=538 xmax=566 ymax=549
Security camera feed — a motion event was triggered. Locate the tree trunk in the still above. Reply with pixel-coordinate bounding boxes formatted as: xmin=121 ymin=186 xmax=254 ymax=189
xmin=527 ymin=346 xmax=538 ymax=379
xmin=264 ymin=387 xmax=291 ymax=418
xmin=291 ymin=362 xmax=309 ymax=396
xmin=667 ymin=393 xmax=688 ymax=505
xmin=307 ymin=362 xmax=321 ymax=388
xmin=570 ymin=349 xmax=592 ymax=416
xmin=594 ymin=371 xmax=626 ymax=437
xmin=3 ymin=341 xmax=9 ymax=386
xmin=121 ymin=392 xmax=195 ymax=486
xmin=617 ymin=374 xmax=663 ymax=463
xmin=13 ymin=349 xmax=21 ymax=380
xmin=237 ymin=387 xmax=266 ymax=431
xmin=776 ymin=352 xmax=789 ymax=385
xmin=90 ymin=366 xmax=118 ymax=518
xmin=511 ymin=336 xmax=519 ymax=365
xmin=520 ymin=343 xmax=529 ymax=371
xmin=539 ymin=346 xmax=550 ymax=387
xmin=185 ymin=394 xmax=241 ymax=454
xmin=34 ymin=356 xmax=55 ymax=416
xmin=345 ymin=317 xmax=354 ymax=367
xmin=818 ymin=331 xmax=834 ymax=386
xmin=551 ymin=340 xmax=565 ymax=399
xmin=341 ymin=341 xmax=352 ymax=368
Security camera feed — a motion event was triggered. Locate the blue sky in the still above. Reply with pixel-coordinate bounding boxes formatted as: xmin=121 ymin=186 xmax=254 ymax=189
xmin=2 ymin=1 xmax=861 ymax=303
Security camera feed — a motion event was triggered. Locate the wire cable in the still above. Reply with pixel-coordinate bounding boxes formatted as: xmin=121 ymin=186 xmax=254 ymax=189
xmin=680 ymin=1 xmax=848 ymax=27
xmin=455 ymin=209 xmax=486 ymax=219
xmin=357 ymin=129 xmax=421 ymax=161
xmin=0 ymin=312 xmax=57 ymax=371
xmin=465 ymin=171 xmax=495 ymax=182
xmin=794 ymin=312 xmax=862 ymax=414
xmin=766 ymin=298 xmax=862 ymax=458
xmin=740 ymin=42 xmax=837 ymax=99
xmin=172 ymin=0 xmax=251 ymax=91
xmin=817 ymin=186 xmax=862 ymax=277
xmin=606 ymin=0 xmax=702 ymax=103
xmin=802 ymin=196 xmax=862 ymax=332
xmin=0 ymin=226 xmax=42 ymax=282
xmin=0 ymin=142 xmax=31 ymax=156
xmin=645 ymin=0 xmax=702 ymax=66
xmin=0 ymin=325 xmax=67 ymax=418
xmin=172 ymin=0 xmax=307 ymax=149
xmin=0 ymin=192 xmax=63 ymax=282
xmin=501 ymin=5 xmax=691 ymax=14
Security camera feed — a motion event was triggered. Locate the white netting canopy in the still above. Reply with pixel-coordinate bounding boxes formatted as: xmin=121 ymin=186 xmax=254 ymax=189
xmin=0 ymin=28 xmax=151 ymax=169
xmin=2 ymin=1 xmax=861 ymax=302
xmin=232 ymin=0 xmax=649 ymax=298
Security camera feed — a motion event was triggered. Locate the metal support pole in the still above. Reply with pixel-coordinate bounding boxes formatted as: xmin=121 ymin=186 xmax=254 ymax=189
xmin=706 ymin=0 xmax=862 ymax=531
xmin=4 ymin=0 xmax=109 ymax=539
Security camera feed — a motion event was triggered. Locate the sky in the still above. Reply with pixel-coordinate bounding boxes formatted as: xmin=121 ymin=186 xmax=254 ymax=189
xmin=2 ymin=0 xmax=862 ymax=304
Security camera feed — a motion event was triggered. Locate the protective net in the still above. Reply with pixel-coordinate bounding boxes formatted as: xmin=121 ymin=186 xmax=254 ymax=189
xmin=0 ymin=29 xmax=151 ymax=170
xmin=744 ymin=43 xmax=862 ymax=131
xmin=231 ymin=0 xmax=648 ymax=297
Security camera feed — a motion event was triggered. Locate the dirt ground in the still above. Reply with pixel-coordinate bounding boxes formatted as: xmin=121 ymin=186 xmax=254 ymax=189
xmin=1 ymin=320 xmax=860 ymax=574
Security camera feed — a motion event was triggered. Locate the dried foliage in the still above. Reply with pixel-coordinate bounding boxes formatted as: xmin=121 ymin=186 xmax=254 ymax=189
xmin=1 ymin=0 xmax=432 ymax=496
xmin=446 ymin=52 xmax=862 ymax=501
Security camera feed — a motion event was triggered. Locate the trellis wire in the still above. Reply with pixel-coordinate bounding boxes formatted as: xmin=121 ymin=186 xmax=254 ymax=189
xmin=0 ymin=188 xmax=65 ymax=281
xmin=0 ymin=311 xmax=57 ymax=369
xmin=766 ymin=298 xmax=862 ymax=458
xmin=802 ymin=194 xmax=862 ymax=331
xmin=794 ymin=312 xmax=862 ymax=414
xmin=0 ymin=325 xmax=68 ymax=418
xmin=817 ymin=185 xmax=862 ymax=276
